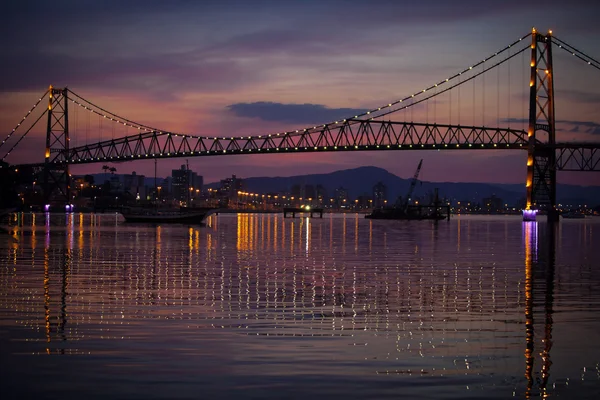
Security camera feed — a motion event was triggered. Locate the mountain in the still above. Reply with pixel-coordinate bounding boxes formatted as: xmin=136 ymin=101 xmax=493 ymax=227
xmin=206 ymin=166 xmax=600 ymax=206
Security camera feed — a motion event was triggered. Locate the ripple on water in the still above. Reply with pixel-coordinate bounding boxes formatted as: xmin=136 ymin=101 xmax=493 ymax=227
xmin=1 ymin=213 xmax=600 ymax=399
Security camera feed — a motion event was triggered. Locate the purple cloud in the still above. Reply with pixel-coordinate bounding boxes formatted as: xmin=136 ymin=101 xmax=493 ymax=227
xmin=228 ymin=102 xmax=367 ymax=124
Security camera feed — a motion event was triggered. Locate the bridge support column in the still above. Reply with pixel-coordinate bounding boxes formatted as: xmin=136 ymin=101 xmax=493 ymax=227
xmin=43 ymin=86 xmax=71 ymax=210
xmin=524 ymin=29 xmax=557 ymax=222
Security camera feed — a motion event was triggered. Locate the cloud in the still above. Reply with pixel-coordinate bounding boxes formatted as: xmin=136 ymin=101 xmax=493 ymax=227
xmin=557 ymin=119 xmax=600 ymax=134
xmin=227 ymin=102 xmax=367 ymax=124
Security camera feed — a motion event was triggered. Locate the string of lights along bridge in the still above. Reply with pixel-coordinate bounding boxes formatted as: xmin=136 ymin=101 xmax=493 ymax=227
xmin=1 ymin=28 xmax=599 ymax=221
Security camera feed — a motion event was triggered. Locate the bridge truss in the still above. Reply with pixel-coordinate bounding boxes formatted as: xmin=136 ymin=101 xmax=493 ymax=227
xmin=63 ymin=120 xmax=531 ymax=164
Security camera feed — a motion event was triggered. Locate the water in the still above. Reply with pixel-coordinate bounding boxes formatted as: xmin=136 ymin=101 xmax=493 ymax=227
xmin=1 ymin=213 xmax=599 ymax=399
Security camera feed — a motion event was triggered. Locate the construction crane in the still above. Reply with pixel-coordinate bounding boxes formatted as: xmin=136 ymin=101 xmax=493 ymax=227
xmin=402 ymin=159 xmax=423 ymax=213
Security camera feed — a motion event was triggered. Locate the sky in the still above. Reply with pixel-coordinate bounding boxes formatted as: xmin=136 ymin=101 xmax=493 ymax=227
xmin=1 ymin=0 xmax=600 ymax=186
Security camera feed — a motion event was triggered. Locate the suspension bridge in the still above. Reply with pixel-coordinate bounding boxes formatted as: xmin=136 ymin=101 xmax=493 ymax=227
xmin=1 ymin=28 xmax=599 ymax=220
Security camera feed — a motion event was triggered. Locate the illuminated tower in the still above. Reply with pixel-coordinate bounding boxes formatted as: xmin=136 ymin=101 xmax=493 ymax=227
xmin=524 ymin=28 xmax=556 ymax=221
xmin=43 ymin=86 xmax=71 ymax=209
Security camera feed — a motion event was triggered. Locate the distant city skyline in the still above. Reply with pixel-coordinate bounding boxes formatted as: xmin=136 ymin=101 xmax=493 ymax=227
xmin=2 ymin=0 xmax=600 ymax=186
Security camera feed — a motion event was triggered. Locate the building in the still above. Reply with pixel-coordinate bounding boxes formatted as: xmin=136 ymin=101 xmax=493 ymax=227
xmin=218 ymin=175 xmax=243 ymax=206
xmin=123 ymin=171 xmax=146 ymax=200
xmin=316 ymin=184 xmax=327 ymax=205
xmin=372 ymin=181 xmax=387 ymax=208
xmin=335 ymin=186 xmax=349 ymax=208
xmin=482 ymin=194 xmax=504 ymax=213
xmin=171 ymin=165 xmax=203 ymax=205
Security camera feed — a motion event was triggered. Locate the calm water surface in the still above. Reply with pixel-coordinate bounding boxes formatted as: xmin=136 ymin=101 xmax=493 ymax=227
xmin=1 ymin=213 xmax=599 ymax=399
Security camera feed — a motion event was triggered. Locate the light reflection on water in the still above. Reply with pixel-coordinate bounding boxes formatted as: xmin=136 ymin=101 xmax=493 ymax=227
xmin=1 ymin=213 xmax=599 ymax=399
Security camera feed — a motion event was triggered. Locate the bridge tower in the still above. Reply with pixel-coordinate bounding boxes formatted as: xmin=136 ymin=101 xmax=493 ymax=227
xmin=524 ymin=28 xmax=557 ymax=221
xmin=43 ymin=86 xmax=71 ymax=209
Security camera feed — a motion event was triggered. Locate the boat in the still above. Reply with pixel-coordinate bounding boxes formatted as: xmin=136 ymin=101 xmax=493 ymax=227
xmin=561 ymin=212 xmax=586 ymax=219
xmin=365 ymin=159 xmax=448 ymax=221
xmin=121 ymin=207 xmax=217 ymax=224
xmin=365 ymin=207 xmax=447 ymax=220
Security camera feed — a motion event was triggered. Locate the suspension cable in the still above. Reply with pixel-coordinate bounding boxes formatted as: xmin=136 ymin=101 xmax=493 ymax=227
xmin=68 ymin=33 xmax=533 ymax=142
xmin=369 ymin=44 xmax=530 ymax=122
xmin=552 ymin=36 xmax=600 ymax=71
xmin=67 ymin=89 xmax=159 ymax=132
xmin=0 ymin=90 xmax=48 ymax=150
xmin=1 ymin=109 xmax=48 ymax=162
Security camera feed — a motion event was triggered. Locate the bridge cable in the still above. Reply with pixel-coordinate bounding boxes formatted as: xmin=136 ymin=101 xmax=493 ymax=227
xmin=1 ymin=109 xmax=48 ymax=163
xmin=497 ymin=62 xmax=500 ymax=127
xmin=552 ymin=37 xmax=600 ymax=71
xmin=362 ymin=34 xmax=531 ymax=123
xmin=74 ymin=100 xmax=78 ymax=147
xmin=507 ymin=46 xmax=511 ymax=128
xmin=521 ymin=49 xmax=525 ymax=131
xmin=67 ymin=89 xmax=160 ymax=132
xmin=0 ymin=90 xmax=48 ymax=150
xmin=472 ymin=67 xmax=476 ymax=126
xmin=67 ymin=35 xmax=533 ymax=145
xmin=367 ymin=44 xmax=530 ymax=122
xmin=448 ymin=83 xmax=451 ymax=125
xmin=66 ymin=41 xmax=532 ymax=156
xmin=483 ymin=60 xmax=486 ymax=127
xmin=458 ymin=73 xmax=461 ymax=124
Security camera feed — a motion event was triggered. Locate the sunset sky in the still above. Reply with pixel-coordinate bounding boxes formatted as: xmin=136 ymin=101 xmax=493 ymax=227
xmin=1 ymin=0 xmax=599 ymax=185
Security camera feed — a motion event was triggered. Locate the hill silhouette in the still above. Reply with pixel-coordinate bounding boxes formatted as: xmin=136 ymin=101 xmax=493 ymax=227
xmin=207 ymin=166 xmax=600 ymax=206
